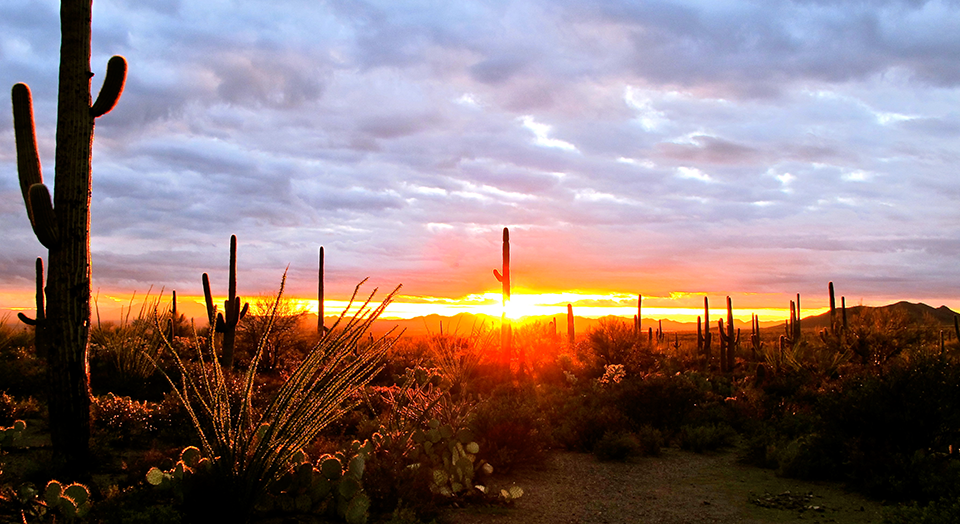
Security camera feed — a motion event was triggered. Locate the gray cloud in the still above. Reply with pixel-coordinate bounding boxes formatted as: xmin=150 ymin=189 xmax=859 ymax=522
xmin=1 ymin=0 xmax=959 ymax=311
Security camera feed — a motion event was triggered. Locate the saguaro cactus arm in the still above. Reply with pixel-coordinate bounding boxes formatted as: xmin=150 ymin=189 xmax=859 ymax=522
xmin=90 ymin=56 xmax=127 ymax=117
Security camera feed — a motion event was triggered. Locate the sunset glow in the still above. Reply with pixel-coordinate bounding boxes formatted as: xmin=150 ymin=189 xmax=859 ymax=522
xmin=21 ymin=290 xmax=832 ymax=328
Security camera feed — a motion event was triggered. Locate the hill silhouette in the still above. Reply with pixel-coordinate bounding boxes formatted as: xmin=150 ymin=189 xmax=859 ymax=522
xmin=799 ymin=301 xmax=959 ymax=329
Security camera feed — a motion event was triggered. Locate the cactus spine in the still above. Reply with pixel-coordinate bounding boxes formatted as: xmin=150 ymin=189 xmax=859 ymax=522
xmin=202 ymin=235 xmax=249 ymax=368
xmin=11 ymin=0 xmax=127 ymax=471
xmin=493 ymin=227 xmax=511 ymax=357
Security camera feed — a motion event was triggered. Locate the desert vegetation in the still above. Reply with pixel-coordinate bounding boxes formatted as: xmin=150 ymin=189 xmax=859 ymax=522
xmin=3 ymin=290 xmax=960 ymax=523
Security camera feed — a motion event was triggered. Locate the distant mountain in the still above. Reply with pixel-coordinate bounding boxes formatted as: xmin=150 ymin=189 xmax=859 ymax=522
xmin=306 ymin=301 xmax=959 ymax=338
xmin=800 ymin=301 xmax=959 ymax=329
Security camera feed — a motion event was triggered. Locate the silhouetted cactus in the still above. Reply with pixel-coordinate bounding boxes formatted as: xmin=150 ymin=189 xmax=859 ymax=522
xmin=567 ymin=303 xmax=575 ymax=345
xmin=16 ymin=259 xmax=47 ymax=359
xmin=202 ymin=234 xmax=249 ymax=368
xmin=700 ymin=297 xmax=712 ymax=366
xmin=717 ymin=297 xmax=739 ymax=372
xmin=636 ymin=295 xmax=642 ymax=335
xmin=318 ymin=246 xmax=325 ymax=334
xmin=750 ymin=313 xmax=763 ymax=359
xmin=11 ymin=0 xmax=127 ymax=472
xmin=493 ymin=227 xmax=511 ymax=358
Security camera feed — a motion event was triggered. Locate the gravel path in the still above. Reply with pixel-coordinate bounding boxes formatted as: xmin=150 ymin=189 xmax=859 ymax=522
xmin=442 ymin=448 xmax=884 ymax=524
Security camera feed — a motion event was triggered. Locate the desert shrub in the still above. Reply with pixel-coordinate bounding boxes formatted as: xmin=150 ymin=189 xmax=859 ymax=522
xmin=884 ymin=497 xmax=960 ymax=524
xmin=468 ymin=385 xmax=549 ymax=472
xmin=593 ymin=430 xmax=639 ymax=462
xmin=771 ymin=433 xmax=836 ymax=479
xmin=89 ymin=292 xmax=168 ymax=395
xmin=583 ymin=318 xmax=656 ymax=374
xmin=552 ymin=391 xmax=630 ymax=452
xmin=236 ymin=293 xmax=310 ymax=373
xmin=91 ymin=393 xmax=158 ymax=446
xmin=814 ymin=356 xmax=960 ymax=500
xmin=0 ymin=344 xmax=45 ymax=398
xmin=614 ymin=373 xmax=707 ymax=433
xmin=635 ymin=425 xmax=664 ymax=457
xmin=677 ymin=423 xmax=736 ymax=453
xmin=424 ymin=320 xmax=494 ymax=397
xmin=0 ymin=392 xmax=41 ymax=425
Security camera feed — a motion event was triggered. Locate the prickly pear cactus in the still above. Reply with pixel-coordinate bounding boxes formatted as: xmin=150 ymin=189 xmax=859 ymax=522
xmin=145 ymin=446 xmax=211 ymax=503
xmin=257 ymin=440 xmax=373 ymax=524
xmin=409 ymin=418 xmax=490 ymax=498
xmin=0 ymin=419 xmax=26 ymax=448
xmin=43 ymin=480 xmax=91 ymax=519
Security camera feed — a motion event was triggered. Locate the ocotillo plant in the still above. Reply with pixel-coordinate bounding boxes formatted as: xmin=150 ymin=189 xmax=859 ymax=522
xmin=567 ymin=303 xmax=575 ymax=346
xmin=11 ymin=0 xmax=127 ymax=471
xmin=318 ymin=246 xmax=325 ymax=334
xmin=202 ymin=235 xmax=249 ymax=368
xmin=493 ymin=227 xmax=512 ymax=357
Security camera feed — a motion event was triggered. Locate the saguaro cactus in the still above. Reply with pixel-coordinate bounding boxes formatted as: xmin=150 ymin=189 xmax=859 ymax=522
xmin=11 ymin=0 xmax=127 ymax=471
xmin=567 ymin=303 xmax=575 ymax=346
xmin=701 ymin=297 xmax=712 ymax=365
xmin=717 ymin=296 xmax=739 ymax=372
xmin=493 ymin=227 xmax=511 ymax=357
xmin=636 ymin=295 xmax=642 ymax=335
xmin=202 ymin=235 xmax=249 ymax=368
xmin=318 ymin=246 xmax=325 ymax=334
xmin=750 ymin=313 xmax=763 ymax=359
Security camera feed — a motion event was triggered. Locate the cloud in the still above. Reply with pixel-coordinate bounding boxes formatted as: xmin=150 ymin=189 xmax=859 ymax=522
xmin=1 ymin=0 xmax=959 ymax=311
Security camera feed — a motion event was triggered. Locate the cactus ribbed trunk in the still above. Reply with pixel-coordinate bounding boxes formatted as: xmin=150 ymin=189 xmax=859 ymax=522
xmin=636 ymin=295 xmax=642 ymax=335
xmin=703 ymin=297 xmax=711 ymax=366
xmin=567 ymin=303 xmax=574 ymax=346
xmin=318 ymin=246 xmax=325 ymax=334
xmin=47 ymin=0 xmax=94 ymax=473
xmin=493 ymin=227 xmax=511 ymax=362
xmin=13 ymin=0 xmax=125 ymax=473
xmin=726 ymin=296 xmax=735 ymax=371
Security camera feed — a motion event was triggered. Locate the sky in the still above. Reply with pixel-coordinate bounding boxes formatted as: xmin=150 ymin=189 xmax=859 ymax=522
xmin=1 ymin=0 xmax=959 ymax=322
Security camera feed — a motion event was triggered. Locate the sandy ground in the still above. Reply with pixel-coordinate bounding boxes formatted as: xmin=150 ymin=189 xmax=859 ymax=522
xmin=442 ymin=448 xmax=885 ymax=524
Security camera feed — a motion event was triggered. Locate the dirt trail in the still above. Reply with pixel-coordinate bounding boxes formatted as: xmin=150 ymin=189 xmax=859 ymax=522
xmin=442 ymin=448 xmax=885 ymax=524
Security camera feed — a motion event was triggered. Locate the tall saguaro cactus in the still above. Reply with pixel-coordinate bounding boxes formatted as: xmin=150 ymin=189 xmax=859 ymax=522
xmin=717 ymin=296 xmax=739 ymax=372
xmin=318 ymin=246 xmax=325 ymax=334
xmin=493 ymin=227 xmax=511 ymax=357
xmin=11 ymin=0 xmax=127 ymax=472
xmin=202 ymin=235 xmax=249 ymax=368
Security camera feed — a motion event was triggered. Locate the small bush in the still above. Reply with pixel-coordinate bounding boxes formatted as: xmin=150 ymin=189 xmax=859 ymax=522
xmin=593 ymin=430 xmax=639 ymax=462
xmin=469 ymin=386 xmax=549 ymax=472
xmin=678 ymin=424 xmax=736 ymax=453
xmin=635 ymin=425 xmax=664 ymax=457
xmin=91 ymin=393 xmax=157 ymax=446
xmin=884 ymin=497 xmax=960 ymax=524
xmin=615 ymin=374 xmax=707 ymax=433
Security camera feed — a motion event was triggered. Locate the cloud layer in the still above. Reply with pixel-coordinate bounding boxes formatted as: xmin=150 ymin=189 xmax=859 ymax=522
xmin=2 ymin=0 xmax=959 ymax=312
